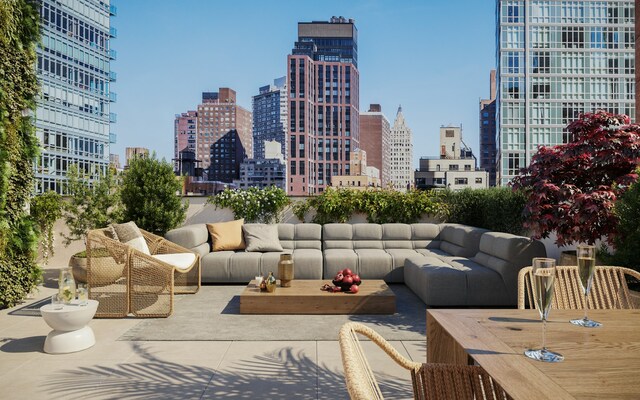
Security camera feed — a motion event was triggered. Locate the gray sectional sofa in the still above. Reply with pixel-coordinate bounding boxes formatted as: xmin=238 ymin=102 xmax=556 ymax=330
xmin=165 ymin=222 xmax=546 ymax=307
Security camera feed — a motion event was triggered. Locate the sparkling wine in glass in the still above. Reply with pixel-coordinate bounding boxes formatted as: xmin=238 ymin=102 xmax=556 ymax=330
xmin=570 ymin=245 xmax=601 ymax=328
xmin=525 ymin=258 xmax=564 ymax=363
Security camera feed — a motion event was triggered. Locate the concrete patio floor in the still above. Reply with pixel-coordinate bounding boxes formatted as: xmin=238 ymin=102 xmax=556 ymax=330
xmin=0 ymin=270 xmax=426 ymax=400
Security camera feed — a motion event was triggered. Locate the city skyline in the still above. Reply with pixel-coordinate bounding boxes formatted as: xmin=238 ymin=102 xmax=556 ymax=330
xmin=111 ymin=0 xmax=495 ymax=168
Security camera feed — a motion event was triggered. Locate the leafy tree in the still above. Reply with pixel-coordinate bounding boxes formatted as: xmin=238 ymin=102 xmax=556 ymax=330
xmin=62 ymin=164 xmax=123 ymax=246
xmin=0 ymin=0 xmax=42 ymax=308
xmin=30 ymin=191 xmax=63 ymax=264
xmin=512 ymin=111 xmax=640 ymax=246
xmin=120 ymin=154 xmax=187 ymax=235
xmin=603 ymin=174 xmax=640 ymax=271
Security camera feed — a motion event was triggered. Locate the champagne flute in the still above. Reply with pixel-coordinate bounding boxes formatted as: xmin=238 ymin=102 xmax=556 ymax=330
xmin=570 ymin=245 xmax=601 ymax=328
xmin=525 ymin=258 xmax=564 ymax=363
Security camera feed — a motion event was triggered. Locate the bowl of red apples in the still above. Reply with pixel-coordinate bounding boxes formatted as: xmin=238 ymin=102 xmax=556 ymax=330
xmin=331 ymin=268 xmax=362 ymax=294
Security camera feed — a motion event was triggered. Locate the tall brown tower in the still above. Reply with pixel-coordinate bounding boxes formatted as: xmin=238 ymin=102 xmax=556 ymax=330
xmin=360 ymin=104 xmax=391 ymax=187
xmin=287 ymin=17 xmax=359 ymax=195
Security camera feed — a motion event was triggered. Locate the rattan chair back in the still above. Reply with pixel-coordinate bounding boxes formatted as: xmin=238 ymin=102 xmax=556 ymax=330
xmin=338 ymin=322 xmax=511 ymax=400
xmin=518 ymin=265 xmax=640 ymax=310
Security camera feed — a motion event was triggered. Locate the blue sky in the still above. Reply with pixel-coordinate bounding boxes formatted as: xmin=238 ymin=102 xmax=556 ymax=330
xmin=111 ymin=0 xmax=496 ymax=167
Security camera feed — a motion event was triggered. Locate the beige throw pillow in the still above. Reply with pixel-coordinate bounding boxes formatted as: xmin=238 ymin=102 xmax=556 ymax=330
xmin=243 ymin=224 xmax=283 ymax=252
xmin=111 ymin=221 xmax=150 ymax=255
xmin=207 ymin=219 xmax=246 ymax=251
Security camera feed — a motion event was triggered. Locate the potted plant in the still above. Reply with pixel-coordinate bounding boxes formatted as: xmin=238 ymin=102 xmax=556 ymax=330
xmin=512 ymin=110 xmax=640 ymax=259
xmin=63 ymin=164 xmax=123 ymax=282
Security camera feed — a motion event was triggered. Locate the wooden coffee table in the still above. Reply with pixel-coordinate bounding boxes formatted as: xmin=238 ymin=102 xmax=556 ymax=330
xmin=239 ymin=279 xmax=396 ymax=314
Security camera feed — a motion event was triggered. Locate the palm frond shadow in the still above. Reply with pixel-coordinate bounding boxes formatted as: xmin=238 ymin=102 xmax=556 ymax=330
xmin=43 ymin=343 xmax=413 ymax=399
xmin=348 ymin=284 xmax=427 ymax=336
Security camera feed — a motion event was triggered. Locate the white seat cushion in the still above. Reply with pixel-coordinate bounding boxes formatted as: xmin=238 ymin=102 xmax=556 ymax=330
xmin=152 ymin=253 xmax=197 ymax=271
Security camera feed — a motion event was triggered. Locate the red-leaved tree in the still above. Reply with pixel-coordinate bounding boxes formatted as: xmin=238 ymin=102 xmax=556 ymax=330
xmin=512 ymin=110 xmax=640 ymax=246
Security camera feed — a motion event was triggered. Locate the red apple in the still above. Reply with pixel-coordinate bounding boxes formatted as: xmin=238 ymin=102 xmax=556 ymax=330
xmin=343 ymin=275 xmax=353 ymax=285
xmin=342 ymin=268 xmax=353 ymax=276
xmin=350 ymin=284 xmax=359 ymax=294
xmin=332 ymin=286 xmax=342 ymax=293
xmin=352 ymin=274 xmax=361 ymax=284
xmin=334 ymin=273 xmax=344 ymax=282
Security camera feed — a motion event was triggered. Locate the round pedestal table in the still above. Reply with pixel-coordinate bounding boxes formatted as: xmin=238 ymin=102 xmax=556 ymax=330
xmin=40 ymin=299 xmax=98 ymax=354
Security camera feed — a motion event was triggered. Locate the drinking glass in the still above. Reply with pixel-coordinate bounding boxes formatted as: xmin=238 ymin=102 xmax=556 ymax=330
xmin=524 ymin=258 xmax=564 ymax=363
xmin=77 ymin=283 xmax=88 ymax=306
xmin=570 ymin=245 xmax=601 ymax=328
xmin=51 ymin=294 xmax=64 ymax=310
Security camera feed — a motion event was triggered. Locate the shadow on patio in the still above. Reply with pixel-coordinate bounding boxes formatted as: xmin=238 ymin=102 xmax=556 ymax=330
xmin=41 ymin=343 xmax=412 ymax=399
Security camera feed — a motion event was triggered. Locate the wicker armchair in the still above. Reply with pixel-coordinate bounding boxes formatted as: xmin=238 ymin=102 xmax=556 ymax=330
xmin=87 ymin=227 xmax=201 ymax=318
xmin=338 ymin=322 xmax=511 ymax=400
xmin=518 ymin=265 xmax=640 ymax=310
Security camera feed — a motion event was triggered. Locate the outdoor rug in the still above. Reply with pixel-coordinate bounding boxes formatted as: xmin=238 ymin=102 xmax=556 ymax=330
xmin=119 ymin=284 xmax=427 ymax=341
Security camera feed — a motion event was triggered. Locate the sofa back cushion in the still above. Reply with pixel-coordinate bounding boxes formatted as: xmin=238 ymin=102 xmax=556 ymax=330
xmin=472 ymin=232 xmax=547 ymax=300
xmin=438 ymin=224 xmax=488 ymax=257
xmin=165 ymin=224 xmax=209 ymax=249
xmin=277 ymin=223 xmax=322 ymax=250
xmin=323 ymin=224 xmax=354 ymax=249
xmin=382 ymin=224 xmax=413 ymax=249
xmin=353 ymin=224 xmax=383 ymax=249
xmin=410 ymin=224 xmax=441 ymax=249
xmin=293 ymin=224 xmax=322 ymax=250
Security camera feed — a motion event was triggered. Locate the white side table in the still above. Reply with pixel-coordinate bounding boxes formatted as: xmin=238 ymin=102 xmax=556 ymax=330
xmin=40 ymin=299 xmax=98 ymax=354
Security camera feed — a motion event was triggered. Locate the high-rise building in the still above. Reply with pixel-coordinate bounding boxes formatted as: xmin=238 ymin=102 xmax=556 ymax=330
xmin=35 ymin=0 xmax=116 ymax=193
xmin=360 ymin=104 xmax=391 ymax=187
xmin=209 ymin=130 xmax=247 ymax=183
xmin=109 ymin=153 xmax=121 ymax=170
xmin=174 ymin=111 xmax=197 ymax=172
xmin=234 ymin=141 xmax=286 ymax=190
xmin=287 ymin=17 xmax=360 ymax=195
xmin=252 ymin=77 xmax=287 ymax=159
xmin=415 ymin=126 xmax=488 ymax=191
xmin=479 ymin=70 xmax=497 ymax=187
xmin=389 ymin=106 xmax=414 ymax=192
xmin=124 ymin=147 xmax=149 ymax=168
xmin=496 ymin=0 xmax=635 ymax=185
xmin=331 ymin=149 xmax=381 ymax=190
xmin=196 ymin=88 xmax=252 ymax=174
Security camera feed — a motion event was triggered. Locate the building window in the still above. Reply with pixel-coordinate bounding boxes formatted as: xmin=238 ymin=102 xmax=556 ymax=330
xmin=449 ymin=164 xmax=459 ymax=171
xmin=475 ymin=178 xmax=483 ymax=184
xmin=455 ymin=178 xmax=468 ymax=185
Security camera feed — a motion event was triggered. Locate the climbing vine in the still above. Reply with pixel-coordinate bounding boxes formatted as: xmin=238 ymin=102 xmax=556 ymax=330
xmin=0 ymin=0 xmax=42 ymax=308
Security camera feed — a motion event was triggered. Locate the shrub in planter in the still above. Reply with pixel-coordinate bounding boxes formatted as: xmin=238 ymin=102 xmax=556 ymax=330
xmin=439 ymin=188 xmax=528 ymax=235
xmin=209 ymin=186 xmax=290 ymax=223
xmin=62 ymin=164 xmax=123 ymax=246
xmin=357 ymin=189 xmax=441 ymax=224
xmin=512 ymin=110 xmax=640 ymax=246
xmin=601 ymin=174 xmax=640 ymax=272
xmin=120 ymin=154 xmax=187 ymax=235
xmin=293 ymin=188 xmax=443 ymax=224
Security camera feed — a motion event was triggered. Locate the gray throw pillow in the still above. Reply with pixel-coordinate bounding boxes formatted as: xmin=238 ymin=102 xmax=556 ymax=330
xmin=111 ymin=221 xmax=151 ymax=255
xmin=242 ymin=224 xmax=283 ymax=252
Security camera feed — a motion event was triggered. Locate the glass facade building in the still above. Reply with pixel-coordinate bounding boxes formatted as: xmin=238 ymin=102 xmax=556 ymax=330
xmin=252 ymin=77 xmax=287 ymax=159
xmin=35 ymin=0 xmax=116 ymax=193
xmin=496 ymin=0 xmax=635 ymax=185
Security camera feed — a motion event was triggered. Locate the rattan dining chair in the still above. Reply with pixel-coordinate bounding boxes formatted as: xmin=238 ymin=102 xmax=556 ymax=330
xmin=518 ymin=265 xmax=640 ymax=310
xmin=87 ymin=227 xmax=201 ymax=318
xmin=338 ymin=322 xmax=512 ymax=400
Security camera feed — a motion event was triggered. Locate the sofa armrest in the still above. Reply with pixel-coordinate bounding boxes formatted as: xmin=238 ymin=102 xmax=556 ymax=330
xmin=165 ymin=224 xmax=209 ymax=250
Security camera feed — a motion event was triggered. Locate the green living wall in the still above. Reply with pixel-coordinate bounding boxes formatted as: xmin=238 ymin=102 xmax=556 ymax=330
xmin=0 ymin=0 xmax=42 ymax=308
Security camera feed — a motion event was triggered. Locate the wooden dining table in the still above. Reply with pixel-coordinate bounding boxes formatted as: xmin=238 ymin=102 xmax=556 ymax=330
xmin=427 ymin=309 xmax=640 ymax=399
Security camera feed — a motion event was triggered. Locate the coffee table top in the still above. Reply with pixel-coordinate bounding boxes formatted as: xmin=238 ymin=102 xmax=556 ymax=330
xmin=240 ymin=280 xmax=396 ymax=315
xmin=242 ymin=279 xmax=394 ymax=297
